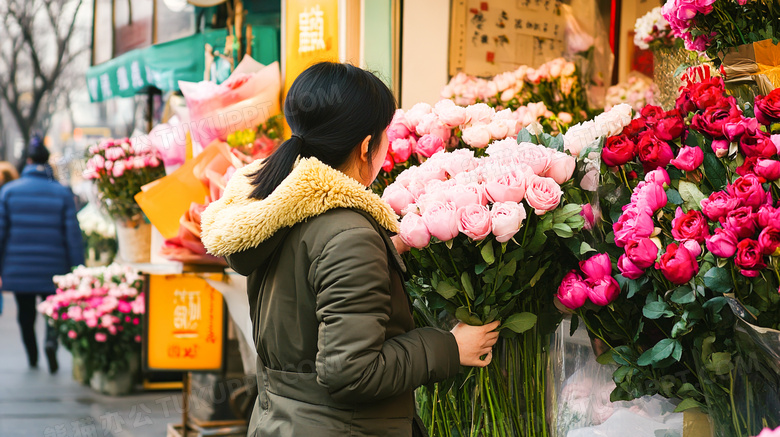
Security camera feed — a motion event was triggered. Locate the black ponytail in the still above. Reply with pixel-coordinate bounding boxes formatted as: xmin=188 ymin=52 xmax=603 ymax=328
xmin=248 ymin=62 xmax=396 ymax=200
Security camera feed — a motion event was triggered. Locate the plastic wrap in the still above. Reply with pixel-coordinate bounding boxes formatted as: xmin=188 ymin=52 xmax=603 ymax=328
xmin=179 ymin=57 xmax=282 ymax=147
xmin=549 ymin=318 xmax=685 ymax=436
xmin=562 ymin=1 xmax=613 ymax=110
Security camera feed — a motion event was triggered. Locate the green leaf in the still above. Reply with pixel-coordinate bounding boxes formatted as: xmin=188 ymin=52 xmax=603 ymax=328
xmin=555 ymin=204 xmax=582 ymax=222
xmin=707 ymin=352 xmax=734 ymax=375
xmin=552 ymin=223 xmax=573 ymax=238
xmin=677 ymin=383 xmax=700 ymax=398
xmin=516 ymin=128 xmax=538 ymax=145
xmin=671 ymin=286 xmax=696 ymax=304
xmin=461 ymin=272 xmax=475 ymax=300
xmin=651 ymin=339 xmax=678 ymax=363
xmin=679 ymin=181 xmax=707 ymax=211
xmin=455 ymin=307 xmax=482 ymax=325
xmin=435 ymin=281 xmax=459 ymax=299
xmin=703 ymin=153 xmax=728 ymax=191
xmin=637 ymin=349 xmax=655 ymax=367
xmin=502 ymin=312 xmax=537 ymax=333
xmin=475 ymin=262 xmax=487 ymax=275
xmin=596 ymin=350 xmax=615 ymax=365
xmin=580 ymin=241 xmax=596 ymax=255
xmin=499 ymin=258 xmax=517 ymax=277
xmin=675 ymin=398 xmax=706 ymax=413
xmin=666 ymin=188 xmax=683 ymax=205
xmin=704 ymin=266 xmax=733 ymax=294
xmin=481 ymin=243 xmax=495 ymax=265
xmin=643 ymin=301 xmax=674 ymax=319
xmin=672 ymin=339 xmax=683 ymax=361
xmin=529 ymin=260 xmax=551 ymax=287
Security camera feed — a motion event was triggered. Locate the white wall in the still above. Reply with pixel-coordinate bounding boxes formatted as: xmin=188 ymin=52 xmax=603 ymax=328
xmin=400 ymin=0 xmax=450 ymax=108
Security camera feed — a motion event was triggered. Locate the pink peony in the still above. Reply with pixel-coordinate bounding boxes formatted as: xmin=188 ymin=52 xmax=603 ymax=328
xmin=448 ymin=183 xmax=488 ymax=209
xmin=416 ymin=134 xmax=446 ymax=158
xmin=557 ymin=270 xmax=590 ymax=309
xmin=618 ymin=255 xmax=645 ymax=280
xmin=67 ymin=330 xmax=77 ymax=340
xmin=458 ymin=204 xmax=492 ymax=240
xmin=580 ymin=253 xmax=613 ymax=281
xmin=383 ymin=184 xmax=416 ymax=216
xmin=625 ymin=238 xmax=659 ymax=269
xmin=485 ymin=169 xmax=528 ymax=203
xmin=461 ymin=125 xmax=491 ymax=149
xmin=490 ymin=201 xmax=526 ymax=243
xmin=95 ymin=332 xmax=107 ymax=342
xmin=422 ymin=202 xmax=459 ymax=242
xmin=587 ymin=276 xmax=620 ymax=306
xmin=670 ymin=146 xmax=704 ymax=171
xmin=524 ymin=175 xmax=563 ymax=215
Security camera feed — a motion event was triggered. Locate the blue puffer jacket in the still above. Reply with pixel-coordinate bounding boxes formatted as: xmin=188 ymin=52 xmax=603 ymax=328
xmin=0 ymin=164 xmax=84 ymax=294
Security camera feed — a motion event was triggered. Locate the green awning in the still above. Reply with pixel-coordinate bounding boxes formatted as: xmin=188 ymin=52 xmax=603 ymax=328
xmin=86 ymin=30 xmax=227 ymax=102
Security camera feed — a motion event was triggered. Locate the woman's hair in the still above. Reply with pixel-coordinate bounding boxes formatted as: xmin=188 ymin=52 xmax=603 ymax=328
xmin=248 ymin=62 xmax=396 ymax=200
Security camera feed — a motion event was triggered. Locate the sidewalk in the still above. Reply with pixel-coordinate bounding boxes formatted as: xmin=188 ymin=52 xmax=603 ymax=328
xmin=0 ymin=291 xmax=180 ymax=437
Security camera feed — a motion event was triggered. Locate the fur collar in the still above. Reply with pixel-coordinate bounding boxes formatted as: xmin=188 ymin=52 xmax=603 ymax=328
xmin=201 ymin=157 xmax=400 ymax=257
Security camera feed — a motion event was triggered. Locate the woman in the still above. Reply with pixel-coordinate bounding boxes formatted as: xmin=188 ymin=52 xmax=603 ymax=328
xmin=202 ymin=63 xmax=500 ymax=436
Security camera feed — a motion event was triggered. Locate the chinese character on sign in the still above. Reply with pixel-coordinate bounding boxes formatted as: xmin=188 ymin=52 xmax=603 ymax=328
xmin=173 ymin=290 xmax=201 ymax=334
xmin=99 ymin=74 xmax=112 ymax=99
xmin=470 ymin=11 xmax=486 ymax=30
xmin=130 ymin=61 xmax=145 ymax=88
xmin=298 ymin=5 xmax=326 ymax=54
xmin=515 ymin=19 xmax=523 ymax=29
xmin=116 ymin=66 xmax=129 ymax=91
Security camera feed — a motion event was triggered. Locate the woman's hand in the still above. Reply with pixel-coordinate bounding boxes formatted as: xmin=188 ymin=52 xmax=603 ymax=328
xmin=391 ymin=235 xmax=410 ymax=254
xmin=450 ymin=321 xmax=501 ymax=367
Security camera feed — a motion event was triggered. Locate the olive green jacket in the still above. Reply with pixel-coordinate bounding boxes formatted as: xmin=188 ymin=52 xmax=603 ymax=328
xmin=201 ymin=158 xmax=460 ymax=437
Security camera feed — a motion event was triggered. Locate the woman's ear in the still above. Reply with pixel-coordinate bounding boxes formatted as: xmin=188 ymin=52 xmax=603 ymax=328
xmin=359 ymin=135 xmax=372 ymax=163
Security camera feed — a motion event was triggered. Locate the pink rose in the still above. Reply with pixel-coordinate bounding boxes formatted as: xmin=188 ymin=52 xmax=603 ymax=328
xmin=524 ymin=175 xmax=563 ymax=215
xmin=86 ymin=317 xmax=98 ymax=328
xmin=95 ymin=332 xmax=107 ymax=342
xmin=618 ymin=255 xmax=645 ymax=280
xmin=723 ymin=207 xmax=757 ymax=239
xmin=383 ymin=184 xmax=416 ymax=215
xmin=67 ymin=330 xmax=77 ymax=339
xmin=117 ymin=300 xmax=132 ymax=314
xmin=490 ymin=201 xmax=526 ymax=243
xmin=711 ymin=139 xmax=729 ymax=158
xmin=670 ymin=146 xmax=704 ymax=171
xmin=587 ymin=276 xmax=620 ymax=306
xmin=405 ymin=103 xmax=433 ymax=128
xmin=755 ymin=427 xmax=780 ymax=437
xmin=671 ymin=207 xmax=710 ymax=243
xmin=625 ymin=238 xmax=659 ymax=269
xmin=434 ymin=99 xmax=468 ymax=128
xmin=422 ymin=202 xmax=459 ymax=242
xmin=416 ymin=134 xmax=446 ymax=158
xmin=755 ymin=159 xmax=780 ymax=181
xmin=382 ymin=153 xmax=394 ymax=172
xmin=461 ymin=125 xmax=491 ymax=149
xmin=701 ymin=191 xmax=741 ymax=222
xmin=758 ymin=227 xmax=780 ymax=255
xmin=613 ymin=209 xmax=654 ymax=248
xmin=580 ymin=203 xmax=596 ymax=230
xmin=728 ymin=174 xmax=767 ymax=210
xmin=416 ymin=113 xmax=452 ymax=142
xmin=466 ymin=103 xmax=495 ymax=125
xmin=387 ymin=123 xmax=411 ymax=142
xmin=557 ymin=270 xmax=590 ymax=309
xmin=390 ymin=138 xmax=415 ymax=163
xmin=580 ymin=253 xmax=613 ymax=281
xmin=112 ymin=160 xmax=125 ymax=178
xmin=487 ymin=120 xmax=511 ymax=140
xmin=448 ymin=183 xmax=488 ymax=209
xmin=485 ymin=169 xmax=528 ymax=203
xmin=458 ymin=204 xmax=492 ymax=240
xmin=635 ymin=183 xmax=668 ymax=213
xmin=682 ymin=240 xmax=702 ymax=258
xmin=735 ymin=238 xmax=766 ymax=277
xmin=544 ymin=153 xmax=576 ymax=185
xmin=513 ymin=143 xmax=552 ymax=175
xmin=644 ymin=168 xmax=671 ymax=187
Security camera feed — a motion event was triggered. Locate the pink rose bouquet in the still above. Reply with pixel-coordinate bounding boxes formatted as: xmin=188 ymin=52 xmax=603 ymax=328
xmin=84 ymin=138 xmax=166 ymax=223
xmin=37 ymin=264 xmax=145 ymax=382
xmin=391 ymin=129 xmax=589 ymax=436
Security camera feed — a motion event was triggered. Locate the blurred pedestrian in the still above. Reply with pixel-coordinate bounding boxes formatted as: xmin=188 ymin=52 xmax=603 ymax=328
xmin=0 ymin=161 xmax=17 ymax=316
xmin=0 ymin=136 xmax=84 ymax=373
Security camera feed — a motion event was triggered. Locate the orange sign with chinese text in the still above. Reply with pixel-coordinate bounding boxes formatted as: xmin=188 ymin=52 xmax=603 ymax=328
xmin=146 ymin=274 xmax=224 ymax=371
xmin=284 ymin=0 xmax=340 ymax=98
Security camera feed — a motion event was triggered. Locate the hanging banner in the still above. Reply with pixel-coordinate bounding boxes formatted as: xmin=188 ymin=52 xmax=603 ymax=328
xmin=283 ymin=0 xmax=340 ymax=96
xmin=144 ymin=273 xmax=226 ymax=372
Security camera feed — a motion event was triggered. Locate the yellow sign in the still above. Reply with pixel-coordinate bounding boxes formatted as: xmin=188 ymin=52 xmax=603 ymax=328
xmin=146 ymin=274 xmax=225 ymax=371
xmin=284 ymin=0 xmax=340 ymax=98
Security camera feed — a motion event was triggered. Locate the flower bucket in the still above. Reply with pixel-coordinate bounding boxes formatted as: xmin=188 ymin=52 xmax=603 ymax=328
xmin=694 ymin=298 xmax=780 ymax=437
xmin=114 ymin=219 xmax=151 ymax=264
xmin=90 ymin=370 xmax=134 ymax=396
xmin=652 ymin=44 xmax=690 ymax=111
xmin=72 ymin=352 xmax=90 ymax=385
